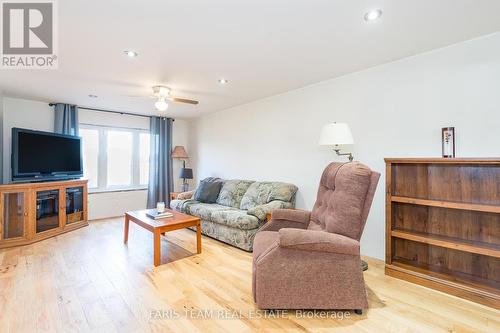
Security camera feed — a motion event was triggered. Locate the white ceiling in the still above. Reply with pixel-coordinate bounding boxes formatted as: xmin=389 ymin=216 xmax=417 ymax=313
xmin=1 ymin=0 xmax=500 ymax=118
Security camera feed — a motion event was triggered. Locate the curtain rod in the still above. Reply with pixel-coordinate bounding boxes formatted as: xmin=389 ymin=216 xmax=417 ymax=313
xmin=48 ymin=104 xmax=174 ymax=121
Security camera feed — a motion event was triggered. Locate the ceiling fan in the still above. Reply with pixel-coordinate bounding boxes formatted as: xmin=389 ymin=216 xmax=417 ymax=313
xmin=150 ymin=85 xmax=199 ymax=111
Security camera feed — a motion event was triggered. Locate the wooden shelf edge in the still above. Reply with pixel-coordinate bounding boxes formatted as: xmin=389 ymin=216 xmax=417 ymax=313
xmin=391 ymin=196 xmax=500 ymax=214
xmin=391 ymin=230 xmax=500 ymax=258
xmin=384 ymin=158 xmax=500 ymax=164
xmin=0 ymin=179 xmax=88 ymax=191
xmin=385 ymin=264 xmax=500 ymax=310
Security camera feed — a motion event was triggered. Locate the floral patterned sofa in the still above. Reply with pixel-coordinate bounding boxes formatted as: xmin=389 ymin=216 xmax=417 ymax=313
xmin=170 ymin=179 xmax=298 ymax=251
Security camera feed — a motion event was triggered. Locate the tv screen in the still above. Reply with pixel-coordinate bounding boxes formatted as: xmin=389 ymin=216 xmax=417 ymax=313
xmin=12 ymin=128 xmax=83 ymax=181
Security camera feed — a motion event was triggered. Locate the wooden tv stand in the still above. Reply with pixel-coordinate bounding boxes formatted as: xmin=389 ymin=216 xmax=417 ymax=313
xmin=0 ymin=179 xmax=88 ymax=249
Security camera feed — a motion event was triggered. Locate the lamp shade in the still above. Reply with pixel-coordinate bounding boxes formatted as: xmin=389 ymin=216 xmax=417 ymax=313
xmin=171 ymin=146 xmax=189 ymax=159
xmin=179 ymin=168 xmax=193 ymax=179
xmin=319 ymin=123 xmax=354 ymax=146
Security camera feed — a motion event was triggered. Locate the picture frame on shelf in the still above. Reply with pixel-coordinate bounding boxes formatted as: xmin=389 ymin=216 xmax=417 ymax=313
xmin=442 ymin=127 xmax=455 ymax=158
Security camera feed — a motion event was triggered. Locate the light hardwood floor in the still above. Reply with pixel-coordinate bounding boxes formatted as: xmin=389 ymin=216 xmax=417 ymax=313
xmin=0 ymin=217 xmax=498 ymax=333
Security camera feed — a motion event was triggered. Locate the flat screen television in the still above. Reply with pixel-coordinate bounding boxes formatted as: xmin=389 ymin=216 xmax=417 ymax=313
xmin=11 ymin=128 xmax=83 ymax=182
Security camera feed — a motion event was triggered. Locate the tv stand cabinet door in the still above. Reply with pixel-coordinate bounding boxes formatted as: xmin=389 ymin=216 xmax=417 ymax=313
xmin=0 ymin=190 xmax=30 ymax=245
xmin=33 ymin=187 xmax=63 ymax=235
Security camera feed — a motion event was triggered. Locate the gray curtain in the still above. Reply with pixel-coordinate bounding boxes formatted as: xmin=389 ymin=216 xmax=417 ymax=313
xmin=147 ymin=117 xmax=174 ymax=208
xmin=54 ymin=103 xmax=79 ymax=135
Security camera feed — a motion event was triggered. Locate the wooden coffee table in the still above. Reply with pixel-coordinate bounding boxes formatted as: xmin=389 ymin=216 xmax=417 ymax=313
xmin=123 ymin=209 xmax=201 ymax=266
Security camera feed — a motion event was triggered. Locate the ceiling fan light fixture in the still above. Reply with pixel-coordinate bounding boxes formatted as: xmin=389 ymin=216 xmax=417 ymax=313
xmin=155 ymin=97 xmax=169 ymax=111
xmin=153 ymin=85 xmax=171 ymax=97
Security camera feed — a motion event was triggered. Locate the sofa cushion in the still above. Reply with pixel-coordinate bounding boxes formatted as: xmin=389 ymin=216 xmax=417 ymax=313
xmin=240 ymin=182 xmax=298 ymax=210
xmin=210 ymin=209 xmax=261 ymax=230
xmin=193 ymin=179 xmax=223 ymax=203
xmin=186 ymin=203 xmax=237 ymax=221
xmin=268 ymin=182 xmax=298 ymax=203
xmin=216 ymin=180 xmax=254 ymax=208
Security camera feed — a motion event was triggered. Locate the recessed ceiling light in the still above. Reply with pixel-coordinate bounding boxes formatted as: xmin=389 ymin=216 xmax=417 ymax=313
xmin=88 ymin=94 xmax=98 ymax=98
xmin=364 ymin=9 xmax=382 ymax=22
xmin=218 ymin=78 xmax=228 ymax=84
xmin=124 ymin=50 xmax=138 ymax=58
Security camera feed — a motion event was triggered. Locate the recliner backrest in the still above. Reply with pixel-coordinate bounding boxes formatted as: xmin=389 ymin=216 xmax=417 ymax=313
xmin=309 ymin=162 xmax=380 ymax=240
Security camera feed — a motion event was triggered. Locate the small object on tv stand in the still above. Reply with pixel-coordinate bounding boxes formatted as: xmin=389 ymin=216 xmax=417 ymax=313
xmin=442 ymin=127 xmax=455 ymax=158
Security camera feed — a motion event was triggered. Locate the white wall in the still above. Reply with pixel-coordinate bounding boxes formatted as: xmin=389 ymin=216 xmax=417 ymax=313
xmin=0 ymin=98 xmax=190 ymax=220
xmin=87 ymin=189 xmax=149 ymax=220
xmin=190 ymin=32 xmax=500 ymax=260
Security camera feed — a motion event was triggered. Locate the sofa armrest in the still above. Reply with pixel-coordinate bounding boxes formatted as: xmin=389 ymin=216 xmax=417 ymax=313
xmin=278 ymin=228 xmax=360 ymax=256
xmin=177 ymin=190 xmax=195 ymax=200
xmin=170 ymin=198 xmax=198 ymax=213
xmin=258 ymin=209 xmax=311 ymax=232
xmin=247 ymin=200 xmax=292 ymax=221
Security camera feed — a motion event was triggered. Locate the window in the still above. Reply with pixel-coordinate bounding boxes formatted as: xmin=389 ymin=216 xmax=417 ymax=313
xmin=80 ymin=125 xmax=150 ymax=191
xmin=80 ymin=128 xmax=99 ymax=188
xmin=107 ymin=131 xmax=133 ymax=186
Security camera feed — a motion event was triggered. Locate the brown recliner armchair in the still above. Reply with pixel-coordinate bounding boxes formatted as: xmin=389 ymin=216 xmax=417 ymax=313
xmin=252 ymin=162 xmax=380 ymax=314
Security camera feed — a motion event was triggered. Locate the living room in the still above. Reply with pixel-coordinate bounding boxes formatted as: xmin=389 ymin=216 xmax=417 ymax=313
xmin=0 ymin=1 xmax=499 ymax=332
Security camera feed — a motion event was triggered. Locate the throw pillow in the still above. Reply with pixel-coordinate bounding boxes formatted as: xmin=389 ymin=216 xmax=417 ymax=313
xmin=193 ymin=177 xmax=220 ymax=199
xmin=194 ymin=178 xmax=223 ymax=203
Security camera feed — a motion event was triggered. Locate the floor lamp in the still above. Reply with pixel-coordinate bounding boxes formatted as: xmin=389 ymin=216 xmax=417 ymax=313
xmin=319 ymin=123 xmax=368 ymax=271
xmin=171 ymin=146 xmax=193 ymax=192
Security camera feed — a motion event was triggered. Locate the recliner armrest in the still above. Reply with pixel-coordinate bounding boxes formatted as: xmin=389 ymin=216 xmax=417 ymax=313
xmin=278 ymin=228 xmax=360 ymax=255
xmin=272 ymin=209 xmax=310 ymax=224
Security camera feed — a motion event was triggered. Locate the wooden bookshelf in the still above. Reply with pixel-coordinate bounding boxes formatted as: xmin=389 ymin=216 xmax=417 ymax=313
xmin=385 ymin=158 xmax=500 ymax=309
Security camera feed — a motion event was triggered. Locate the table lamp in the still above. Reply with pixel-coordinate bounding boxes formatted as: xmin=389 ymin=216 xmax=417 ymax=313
xmin=179 ymin=167 xmax=193 ymax=192
xmin=319 ymin=122 xmax=354 ymax=162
